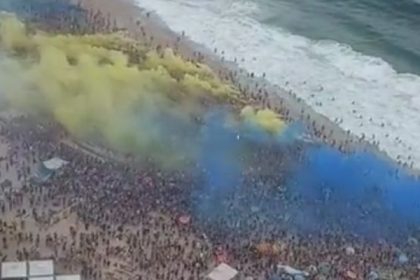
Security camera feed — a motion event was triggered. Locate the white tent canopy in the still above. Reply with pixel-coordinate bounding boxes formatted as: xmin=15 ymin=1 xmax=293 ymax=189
xmin=277 ymin=264 xmax=309 ymax=277
xmin=34 ymin=158 xmax=68 ymax=182
xmin=42 ymin=158 xmax=68 ymax=170
xmin=28 ymin=260 xmax=54 ymax=277
xmin=207 ymin=263 xmax=238 ymax=280
xmin=1 ymin=261 xmax=27 ymax=278
xmin=1 ymin=259 xmax=76 ymax=280
xmin=55 ymin=275 xmax=81 ymax=280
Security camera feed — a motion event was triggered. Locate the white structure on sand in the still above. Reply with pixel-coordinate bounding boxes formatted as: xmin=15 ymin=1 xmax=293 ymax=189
xmin=0 ymin=259 xmax=80 ymax=280
xmin=207 ymin=263 xmax=238 ymax=280
xmin=33 ymin=157 xmax=69 ymax=182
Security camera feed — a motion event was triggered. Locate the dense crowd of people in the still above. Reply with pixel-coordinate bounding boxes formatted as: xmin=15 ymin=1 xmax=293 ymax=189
xmin=1 ymin=1 xmax=420 ymax=279
xmin=1 ymin=112 xmax=420 ymax=280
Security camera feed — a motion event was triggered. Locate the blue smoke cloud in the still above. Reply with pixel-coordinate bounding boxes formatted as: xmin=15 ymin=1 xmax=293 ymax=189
xmin=191 ymin=113 xmax=420 ymax=241
xmin=191 ymin=109 xmax=303 ymax=235
xmin=193 ymin=109 xmax=242 ymax=222
xmin=287 ymin=146 xmax=420 ymax=239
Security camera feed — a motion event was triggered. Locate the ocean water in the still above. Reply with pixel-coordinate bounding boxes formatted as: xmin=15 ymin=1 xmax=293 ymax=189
xmin=0 ymin=0 xmax=86 ymax=20
xmin=136 ymin=0 xmax=420 ymax=170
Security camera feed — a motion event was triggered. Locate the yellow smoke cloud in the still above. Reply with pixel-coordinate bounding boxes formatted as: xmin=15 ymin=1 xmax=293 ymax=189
xmin=0 ymin=13 xmax=240 ymax=166
xmin=0 ymin=12 xmax=32 ymax=50
xmin=240 ymin=105 xmax=286 ymax=134
xmin=0 ymin=13 xmax=286 ymax=167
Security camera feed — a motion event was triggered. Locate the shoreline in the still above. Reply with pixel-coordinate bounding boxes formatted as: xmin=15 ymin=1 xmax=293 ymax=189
xmin=72 ymin=0 xmax=420 ymax=177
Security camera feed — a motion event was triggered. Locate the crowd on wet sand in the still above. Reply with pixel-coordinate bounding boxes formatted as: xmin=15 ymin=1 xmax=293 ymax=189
xmin=1 ymin=116 xmax=420 ymax=280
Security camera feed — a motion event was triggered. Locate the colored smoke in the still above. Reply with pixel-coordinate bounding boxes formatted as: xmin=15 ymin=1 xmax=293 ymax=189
xmin=194 ymin=110 xmax=242 ymax=220
xmin=287 ymin=146 xmax=420 ymax=239
xmin=2 ymin=4 xmax=420 ymax=242
xmin=240 ymin=105 xmax=286 ymax=134
xmin=0 ymin=13 xmax=286 ymax=168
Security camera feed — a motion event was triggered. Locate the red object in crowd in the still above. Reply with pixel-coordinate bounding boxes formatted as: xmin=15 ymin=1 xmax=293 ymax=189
xmin=214 ymin=246 xmax=228 ymax=264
